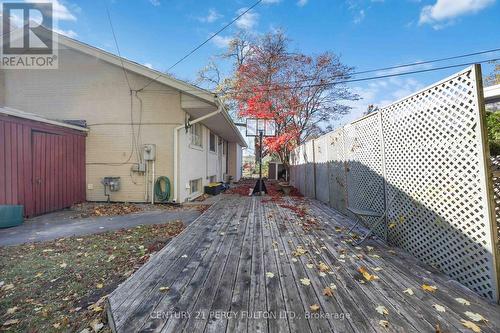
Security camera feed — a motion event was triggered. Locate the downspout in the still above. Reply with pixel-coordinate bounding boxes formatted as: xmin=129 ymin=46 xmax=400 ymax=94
xmin=173 ymin=107 xmax=222 ymax=202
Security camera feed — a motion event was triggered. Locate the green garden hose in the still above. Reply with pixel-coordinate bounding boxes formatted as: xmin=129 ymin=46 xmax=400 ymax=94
xmin=154 ymin=176 xmax=171 ymax=202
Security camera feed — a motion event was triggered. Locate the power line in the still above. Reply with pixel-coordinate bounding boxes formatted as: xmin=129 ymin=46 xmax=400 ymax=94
xmin=354 ymin=48 xmax=500 ymax=75
xmin=221 ymin=47 xmax=500 ymax=90
xmin=139 ymin=57 xmax=500 ymax=95
xmin=137 ymin=48 xmax=500 ymax=95
xmin=220 ymin=57 xmax=500 ymax=94
xmin=105 ymin=5 xmax=132 ymax=90
xmin=138 ymin=0 xmax=264 ymax=91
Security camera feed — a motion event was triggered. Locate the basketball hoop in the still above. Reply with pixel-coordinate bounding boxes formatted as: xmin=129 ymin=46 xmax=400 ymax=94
xmin=246 ymin=118 xmax=276 ymax=137
xmin=245 ymin=118 xmax=277 ymax=196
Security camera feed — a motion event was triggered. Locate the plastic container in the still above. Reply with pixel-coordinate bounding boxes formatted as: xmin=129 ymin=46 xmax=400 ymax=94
xmin=204 ymin=183 xmax=223 ymax=196
xmin=0 ymin=205 xmax=24 ymax=228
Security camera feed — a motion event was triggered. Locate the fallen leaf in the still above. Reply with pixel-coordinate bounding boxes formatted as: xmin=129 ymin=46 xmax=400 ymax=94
xmin=6 ymin=307 xmax=18 ymax=315
xmin=107 ymin=255 xmax=116 ymax=262
xmin=389 ymin=223 xmax=397 ymax=229
xmin=35 ymin=272 xmax=43 ymax=278
xmin=2 ymin=319 xmax=20 ymax=327
xmin=358 ymin=266 xmax=379 ymax=281
xmin=300 ymin=278 xmax=311 ymax=286
xmin=291 ymin=258 xmax=298 ymax=262
xmin=266 ymin=272 xmax=275 ymax=278
xmin=455 ymin=298 xmax=471 ymax=306
xmin=403 ymin=288 xmax=414 ymax=296
xmin=373 ymin=267 xmax=383 ymax=272
xmin=292 ymin=246 xmax=307 ymax=257
xmin=323 ymin=287 xmax=334 ymax=297
xmin=376 ymin=305 xmax=389 ymax=316
xmin=309 ymin=304 xmax=320 ymax=312
xmin=306 ymin=264 xmax=314 ymax=269
xmin=329 ymin=283 xmax=337 ymax=290
xmin=90 ymin=319 xmax=104 ymax=332
xmin=366 ymin=246 xmax=374 ymax=251
xmin=318 ymin=272 xmax=326 ymax=277
xmin=60 ymin=262 xmax=68 ymax=268
xmin=181 ymin=254 xmax=188 ymax=258
xmin=159 ymin=286 xmax=170 ymax=292
xmin=422 ymin=284 xmax=437 ymax=292
xmin=318 ymin=262 xmax=331 ymax=272
xmin=432 ymin=304 xmax=446 ymax=312
xmin=464 ymin=311 xmax=488 ymax=322
xmin=96 ymin=283 xmax=104 ymax=289
xmin=379 ymin=320 xmax=389 ymax=328
xmin=53 ymin=323 xmax=61 ymax=329
xmin=461 ymin=320 xmax=481 ymax=332
xmin=2 ymin=283 xmax=14 ymax=291
xmin=90 ymin=306 xmax=103 ymax=313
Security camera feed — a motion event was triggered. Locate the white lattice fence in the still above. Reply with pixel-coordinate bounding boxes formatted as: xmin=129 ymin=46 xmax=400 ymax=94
xmin=314 ymin=135 xmax=330 ymax=204
xmin=290 ymin=65 xmax=499 ymax=301
xmin=381 ymin=66 xmax=498 ymax=301
xmin=344 ymin=114 xmax=386 ymax=240
xmin=327 ymin=130 xmax=347 ymax=213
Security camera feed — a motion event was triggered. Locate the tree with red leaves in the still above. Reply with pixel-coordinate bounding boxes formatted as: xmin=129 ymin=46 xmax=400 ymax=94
xmin=233 ymin=32 xmax=357 ymax=172
xmin=197 ymin=31 xmax=357 ymax=174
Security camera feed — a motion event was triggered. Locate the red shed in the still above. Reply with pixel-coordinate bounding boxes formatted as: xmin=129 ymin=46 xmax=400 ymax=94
xmin=0 ymin=107 xmax=87 ymax=217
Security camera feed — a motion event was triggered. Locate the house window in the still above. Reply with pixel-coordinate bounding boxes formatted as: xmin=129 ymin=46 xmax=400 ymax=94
xmin=189 ymin=123 xmax=202 ymax=148
xmin=209 ymin=131 xmax=216 ymax=152
xmin=208 ymin=175 xmax=217 ymax=183
xmin=190 ymin=178 xmax=202 ymax=195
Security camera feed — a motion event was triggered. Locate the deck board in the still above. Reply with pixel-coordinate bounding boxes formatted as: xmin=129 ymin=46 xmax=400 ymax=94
xmin=108 ymin=194 xmax=500 ymax=333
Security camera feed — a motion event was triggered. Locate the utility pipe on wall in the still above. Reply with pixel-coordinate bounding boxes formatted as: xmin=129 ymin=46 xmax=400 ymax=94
xmin=173 ymin=108 xmax=222 ymax=203
xmin=151 ymin=160 xmax=155 ymax=204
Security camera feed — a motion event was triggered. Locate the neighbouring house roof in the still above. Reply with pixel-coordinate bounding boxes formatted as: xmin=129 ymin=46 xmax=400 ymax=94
xmin=485 ymin=84 xmax=500 ymax=112
xmin=0 ymin=106 xmax=89 ymax=132
xmin=52 ymin=30 xmax=247 ymax=147
xmin=485 ymin=84 xmax=500 ymax=103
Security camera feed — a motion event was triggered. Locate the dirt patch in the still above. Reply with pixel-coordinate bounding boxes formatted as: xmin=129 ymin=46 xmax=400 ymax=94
xmin=0 ymin=221 xmax=185 ymax=332
xmin=66 ymin=202 xmax=198 ymax=220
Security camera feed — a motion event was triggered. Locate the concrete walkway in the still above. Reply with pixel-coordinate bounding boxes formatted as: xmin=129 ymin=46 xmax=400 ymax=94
xmin=0 ymin=209 xmax=201 ymax=247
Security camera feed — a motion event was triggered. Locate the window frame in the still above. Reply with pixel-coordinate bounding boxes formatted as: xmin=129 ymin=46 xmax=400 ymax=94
xmin=189 ymin=178 xmax=202 ymax=195
xmin=209 ymin=131 xmax=217 ymax=153
xmin=189 ymin=123 xmax=203 ymax=149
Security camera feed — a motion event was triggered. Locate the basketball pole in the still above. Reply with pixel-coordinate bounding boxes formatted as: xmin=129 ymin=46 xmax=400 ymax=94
xmin=258 ymin=129 xmax=263 ymax=195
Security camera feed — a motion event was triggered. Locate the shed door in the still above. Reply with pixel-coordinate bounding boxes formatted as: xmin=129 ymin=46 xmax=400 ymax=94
xmin=32 ymin=131 xmax=65 ymax=216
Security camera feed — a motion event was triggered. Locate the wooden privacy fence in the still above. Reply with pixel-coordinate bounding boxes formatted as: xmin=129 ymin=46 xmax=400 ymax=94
xmin=290 ymin=65 xmax=500 ymax=302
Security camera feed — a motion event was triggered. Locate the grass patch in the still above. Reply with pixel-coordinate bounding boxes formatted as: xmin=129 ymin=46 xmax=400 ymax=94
xmin=0 ymin=221 xmax=185 ymax=332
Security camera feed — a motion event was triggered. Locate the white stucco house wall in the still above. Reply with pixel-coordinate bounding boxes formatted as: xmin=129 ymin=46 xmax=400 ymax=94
xmin=0 ymin=30 xmax=246 ymax=203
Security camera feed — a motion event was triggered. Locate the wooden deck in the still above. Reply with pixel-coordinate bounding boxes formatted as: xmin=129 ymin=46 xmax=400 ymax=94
xmin=108 ymin=194 xmax=500 ymax=333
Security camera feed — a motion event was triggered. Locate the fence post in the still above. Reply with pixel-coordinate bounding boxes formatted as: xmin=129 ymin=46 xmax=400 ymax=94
xmin=341 ymin=128 xmax=350 ymax=211
xmin=378 ymin=111 xmax=388 ymax=242
xmin=312 ymin=139 xmax=317 ymax=199
xmin=473 ymin=64 xmax=500 ymax=302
